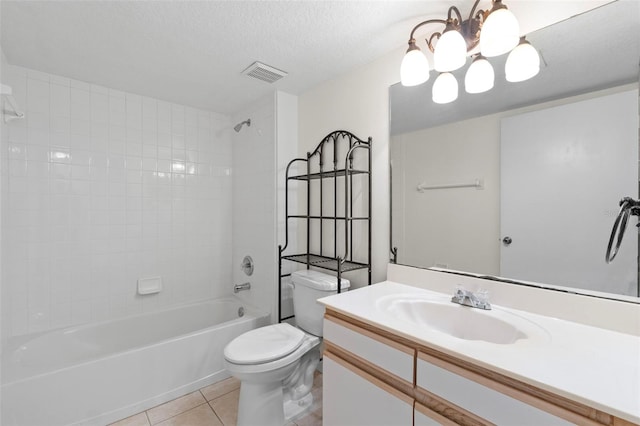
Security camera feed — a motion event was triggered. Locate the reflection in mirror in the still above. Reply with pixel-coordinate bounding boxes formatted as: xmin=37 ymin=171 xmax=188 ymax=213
xmin=389 ymin=1 xmax=640 ymax=300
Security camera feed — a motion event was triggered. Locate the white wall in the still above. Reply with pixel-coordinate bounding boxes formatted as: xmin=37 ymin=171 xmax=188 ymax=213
xmin=231 ymin=94 xmax=277 ymax=322
xmin=1 ymin=65 xmax=233 ymax=338
xmin=1 ymin=45 xmax=8 ymax=398
xmin=276 ymin=92 xmax=299 ymax=320
xmin=391 ymin=115 xmax=500 ymax=275
xmin=298 ymin=49 xmax=402 ymax=287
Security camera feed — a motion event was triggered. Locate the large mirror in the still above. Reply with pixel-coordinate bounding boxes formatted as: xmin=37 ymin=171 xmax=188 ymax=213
xmin=390 ymin=0 xmax=640 ymax=301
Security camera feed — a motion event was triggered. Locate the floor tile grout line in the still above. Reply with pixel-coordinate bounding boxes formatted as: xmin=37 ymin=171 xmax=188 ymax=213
xmin=207 ymin=400 xmax=226 ymax=426
xmin=202 ymin=387 xmax=241 ymax=403
xmin=144 ymin=410 xmax=152 ymax=426
xmin=148 ymin=401 xmax=213 ymax=425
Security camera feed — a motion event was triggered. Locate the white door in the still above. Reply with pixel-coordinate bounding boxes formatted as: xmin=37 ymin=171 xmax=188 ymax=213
xmin=500 ymin=89 xmax=638 ymax=296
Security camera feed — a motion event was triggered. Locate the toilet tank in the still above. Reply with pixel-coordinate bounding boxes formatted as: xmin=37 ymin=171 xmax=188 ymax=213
xmin=291 ymin=270 xmax=350 ymax=337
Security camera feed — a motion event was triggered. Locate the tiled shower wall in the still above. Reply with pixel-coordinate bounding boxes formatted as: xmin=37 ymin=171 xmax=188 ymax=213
xmin=1 ymin=65 xmax=233 ymax=339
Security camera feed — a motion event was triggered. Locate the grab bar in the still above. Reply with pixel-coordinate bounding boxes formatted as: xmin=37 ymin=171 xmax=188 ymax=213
xmin=605 ymin=197 xmax=640 ymax=263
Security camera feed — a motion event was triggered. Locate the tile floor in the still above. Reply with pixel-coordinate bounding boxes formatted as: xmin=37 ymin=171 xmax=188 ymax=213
xmin=110 ymin=373 xmax=322 ymax=426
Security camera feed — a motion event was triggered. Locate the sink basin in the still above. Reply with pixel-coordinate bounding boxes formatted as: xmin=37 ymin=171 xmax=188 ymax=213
xmin=377 ymin=295 xmax=546 ymax=344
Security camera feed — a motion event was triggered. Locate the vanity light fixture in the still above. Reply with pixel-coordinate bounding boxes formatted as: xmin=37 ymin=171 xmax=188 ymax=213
xmin=400 ymin=0 xmax=540 ymax=103
xmin=432 ymin=72 xmax=459 ymax=104
xmin=505 ymin=37 xmax=541 ymax=82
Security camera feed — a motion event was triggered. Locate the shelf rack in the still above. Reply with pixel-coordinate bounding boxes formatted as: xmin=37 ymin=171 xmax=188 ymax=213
xmin=278 ymin=130 xmax=372 ymax=323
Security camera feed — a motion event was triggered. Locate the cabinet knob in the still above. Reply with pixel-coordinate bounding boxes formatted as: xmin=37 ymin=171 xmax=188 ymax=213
xmin=502 ymin=236 xmax=512 ymax=246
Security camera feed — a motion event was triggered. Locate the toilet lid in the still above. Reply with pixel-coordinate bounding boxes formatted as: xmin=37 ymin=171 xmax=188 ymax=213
xmin=224 ymin=323 xmax=306 ymax=365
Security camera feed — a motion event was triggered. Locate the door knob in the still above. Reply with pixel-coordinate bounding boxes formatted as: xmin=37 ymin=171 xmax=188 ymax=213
xmin=502 ymin=236 xmax=512 ymax=245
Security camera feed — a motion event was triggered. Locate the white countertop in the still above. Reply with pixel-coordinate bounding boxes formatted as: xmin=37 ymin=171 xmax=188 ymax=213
xmin=319 ymin=281 xmax=640 ymax=424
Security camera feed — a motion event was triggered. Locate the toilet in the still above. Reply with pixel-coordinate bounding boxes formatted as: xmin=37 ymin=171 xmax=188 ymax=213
xmin=224 ymin=269 xmax=349 ymax=426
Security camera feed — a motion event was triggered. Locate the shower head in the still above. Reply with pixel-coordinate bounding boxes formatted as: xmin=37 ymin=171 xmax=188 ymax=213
xmin=234 ymin=119 xmax=251 ymax=132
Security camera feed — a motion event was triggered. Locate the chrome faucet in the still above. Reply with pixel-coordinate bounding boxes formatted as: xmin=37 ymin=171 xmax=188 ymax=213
xmin=234 ymin=282 xmax=251 ymax=293
xmin=451 ymin=286 xmax=491 ymax=310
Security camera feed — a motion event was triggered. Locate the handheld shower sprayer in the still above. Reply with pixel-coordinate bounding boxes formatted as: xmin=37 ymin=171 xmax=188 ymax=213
xmin=605 ymin=196 xmax=640 ymax=263
xmin=234 ymin=119 xmax=251 ymax=132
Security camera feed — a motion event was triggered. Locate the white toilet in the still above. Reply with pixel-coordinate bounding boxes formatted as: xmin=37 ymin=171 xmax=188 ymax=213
xmin=224 ymin=269 xmax=349 ymax=426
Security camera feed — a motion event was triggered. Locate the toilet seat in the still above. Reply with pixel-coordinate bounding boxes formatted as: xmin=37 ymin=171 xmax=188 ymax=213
xmin=224 ymin=325 xmax=320 ymax=375
xmin=224 ymin=323 xmax=305 ymax=365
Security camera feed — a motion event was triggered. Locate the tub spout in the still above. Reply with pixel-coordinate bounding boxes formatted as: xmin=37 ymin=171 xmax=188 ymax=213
xmin=234 ymin=282 xmax=251 ymax=293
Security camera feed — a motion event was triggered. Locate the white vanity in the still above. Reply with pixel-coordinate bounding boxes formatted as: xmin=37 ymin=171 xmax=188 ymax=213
xmin=319 ymin=264 xmax=640 ymax=426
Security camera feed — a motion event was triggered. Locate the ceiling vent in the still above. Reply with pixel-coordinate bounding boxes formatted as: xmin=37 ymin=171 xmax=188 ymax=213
xmin=241 ymin=61 xmax=288 ymax=84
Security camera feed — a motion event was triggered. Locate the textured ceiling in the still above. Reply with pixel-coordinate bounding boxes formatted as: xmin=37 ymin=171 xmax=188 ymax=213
xmin=0 ymin=0 xmax=614 ymax=115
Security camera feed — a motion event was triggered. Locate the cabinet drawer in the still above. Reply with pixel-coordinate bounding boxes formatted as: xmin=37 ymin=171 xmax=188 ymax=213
xmin=323 ymin=316 xmax=414 ymax=384
xmin=417 ymin=352 xmax=576 ymax=426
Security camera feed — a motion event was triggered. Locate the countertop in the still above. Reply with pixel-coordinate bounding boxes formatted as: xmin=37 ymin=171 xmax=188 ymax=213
xmin=319 ymin=281 xmax=640 ymax=424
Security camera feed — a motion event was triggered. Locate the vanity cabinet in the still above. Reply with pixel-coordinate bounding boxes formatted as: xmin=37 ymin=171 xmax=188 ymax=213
xmin=323 ymin=309 xmax=638 ymax=426
xmin=323 ymin=314 xmax=414 ymax=426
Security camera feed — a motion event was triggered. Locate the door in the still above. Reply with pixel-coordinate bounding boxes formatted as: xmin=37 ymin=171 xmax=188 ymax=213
xmin=500 ymin=89 xmax=638 ymax=296
xmin=323 ymin=354 xmax=413 ymax=426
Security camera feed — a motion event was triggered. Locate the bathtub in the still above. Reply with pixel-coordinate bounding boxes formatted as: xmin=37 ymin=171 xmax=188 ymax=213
xmin=1 ymin=297 xmax=269 ymax=426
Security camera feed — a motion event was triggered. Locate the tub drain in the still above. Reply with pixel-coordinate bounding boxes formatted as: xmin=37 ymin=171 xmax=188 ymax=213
xmin=238 ymin=307 xmax=245 ymax=317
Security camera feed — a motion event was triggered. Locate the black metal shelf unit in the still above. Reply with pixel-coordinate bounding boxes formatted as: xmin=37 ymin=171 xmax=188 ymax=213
xmin=278 ymin=130 xmax=372 ymax=323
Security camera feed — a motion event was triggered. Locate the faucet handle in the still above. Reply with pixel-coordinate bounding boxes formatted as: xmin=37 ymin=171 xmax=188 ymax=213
xmin=452 ymin=285 xmax=466 ymax=302
xmin=476 ymin=288 xmax=489 ymax=301
xmin=475 ymin=288 xmax=491 ymax=309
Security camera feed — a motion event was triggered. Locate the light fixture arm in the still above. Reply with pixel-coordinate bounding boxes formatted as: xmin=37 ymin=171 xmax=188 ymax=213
xmin=447 ymin=5 xmax=463 ymax=26
xmin=406 ymin=0 xmax=488 ymax=54
xmin=427 ymin=33 xmax=441 ymax=51
xmin=467 ymin=0 xmax=483 ymax=23
xmin=405 ymin=19 xmax=446 ymax=53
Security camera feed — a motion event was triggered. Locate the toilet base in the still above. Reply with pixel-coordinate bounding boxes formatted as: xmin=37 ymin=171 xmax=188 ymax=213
xmin=284 ymin=392 xmax=313 ymax=423
xmin=237 ymin=380 xmax=287 ymax=426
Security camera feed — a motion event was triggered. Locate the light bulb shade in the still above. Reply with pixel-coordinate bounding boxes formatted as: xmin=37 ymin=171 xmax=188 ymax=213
xmin=505 ymin=39 xmax=540 ymax=82
xmin=465 ymin=56 xmax=494 ymax=94
xmin=479 ymin=6 xmax=520 ymax=57
xmin=400 ymin=47 xmax=430 ymax=86
xmin=434 ymin=29 xmax=467 ymax=72
xmin=432 ymin=72 xmax=458 ymax=104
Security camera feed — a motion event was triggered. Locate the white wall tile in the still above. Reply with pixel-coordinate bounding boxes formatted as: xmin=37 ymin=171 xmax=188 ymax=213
xmin=91 ymin=84 xmax=109 ymax=95
xmin=70 ymin=80 xmax=90 ymax=91
xmin=51 ymin=115 xmax=70 ymax=134
xmin=51 ymin=84 xmax=71 ymax=115
xmin=2 ymin=65 xmax=234 ymax=339
xmin=91 ymin=92 xmax=109 ymax=124
xmin=51 ymin=75 xmax=70 ymax=87
xmin=70 ymin=88 xmax=90 ymax=120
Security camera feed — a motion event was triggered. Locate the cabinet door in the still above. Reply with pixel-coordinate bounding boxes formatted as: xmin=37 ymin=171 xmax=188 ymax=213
xmin=417 ymin=353 xmax=575 ymax=425
xmin=323 ymin=353 xmax=413 ymax=426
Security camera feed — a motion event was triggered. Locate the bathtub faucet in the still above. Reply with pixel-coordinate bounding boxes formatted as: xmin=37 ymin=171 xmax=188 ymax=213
xmin=234 ymin=282 xmax=251 ymax=293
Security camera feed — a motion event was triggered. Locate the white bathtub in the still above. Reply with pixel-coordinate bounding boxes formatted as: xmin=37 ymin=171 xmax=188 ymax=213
xmin=1 ymin=297 xmax=269 ymax=426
